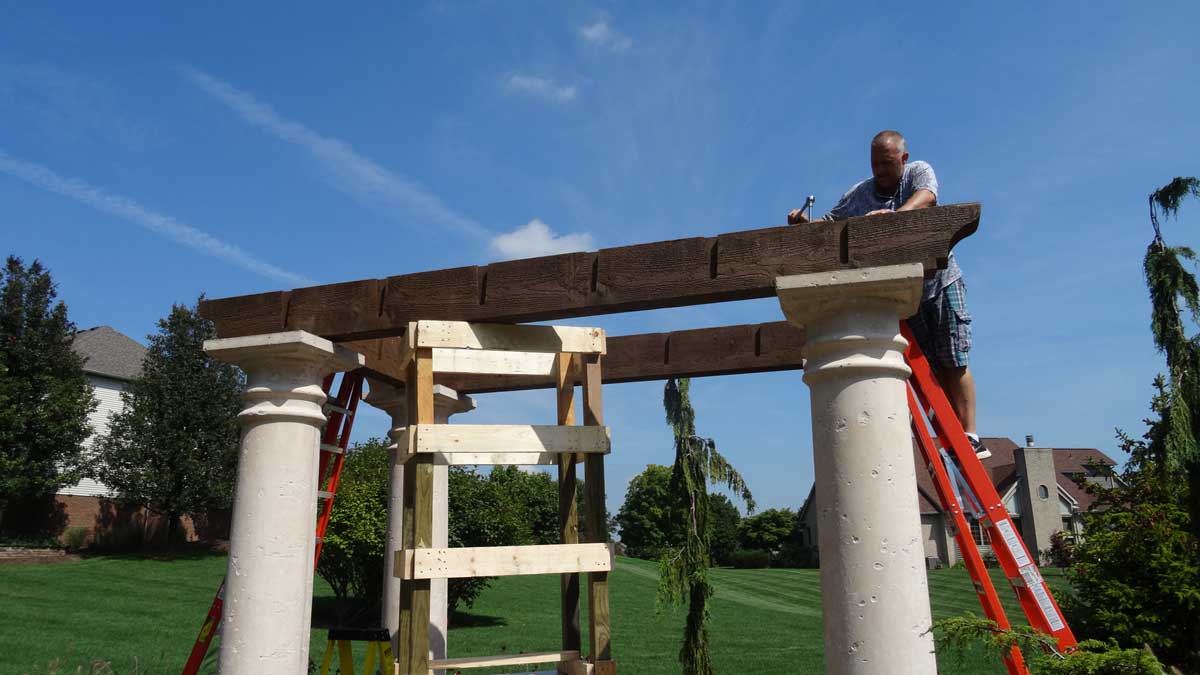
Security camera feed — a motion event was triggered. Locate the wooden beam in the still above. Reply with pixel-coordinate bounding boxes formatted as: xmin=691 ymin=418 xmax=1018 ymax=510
xmin=430 ymin=651 xmax=582 ymax=670
xmin=408 ymin=320 xmax=605 ymax=354
xmin=201 ymin=204 xmax=980 ymax=342
xmin=557 ymin=353 xmax=582 ymax=657
xmin=433 ymin=321 xmax=807 ymax=394
xmin=397 ymin=424 xmax=611 ymax=455
xmin=394 ymin=543 xmax=613 ymax=580
xmin=582 ymin=355 xmax=612 ymax=664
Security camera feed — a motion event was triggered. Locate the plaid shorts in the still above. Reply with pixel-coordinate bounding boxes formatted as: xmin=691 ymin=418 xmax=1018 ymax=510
xmin=907 ymin=277 xmax=972 ymax=369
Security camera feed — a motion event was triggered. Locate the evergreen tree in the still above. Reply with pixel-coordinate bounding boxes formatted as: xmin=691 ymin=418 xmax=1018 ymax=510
xmin=1142 ymin=176 xmax=1200 ymax=544
xmin=0 ymin=256 xmax=95 ymax=530
xmin=95 ymin=298 xmax=243 ymax=544
xmin=657 ymin=378 xmax=754 ymax=675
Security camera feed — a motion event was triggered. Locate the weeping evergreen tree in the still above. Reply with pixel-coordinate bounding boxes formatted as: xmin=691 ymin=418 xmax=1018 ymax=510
xmin=1142 ymin=176 xmax=1200 ymax=544
xmin=657 ymin=378 xmax=755 ymax=675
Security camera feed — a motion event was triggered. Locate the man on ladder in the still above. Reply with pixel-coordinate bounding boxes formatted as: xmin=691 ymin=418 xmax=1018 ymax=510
xmin=789 ymin=129 xmax=990 ymax=459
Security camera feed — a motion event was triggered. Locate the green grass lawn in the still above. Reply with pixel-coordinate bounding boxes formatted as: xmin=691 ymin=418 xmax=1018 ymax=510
xmin=0 ymin=553 xmax=1063 ymax=674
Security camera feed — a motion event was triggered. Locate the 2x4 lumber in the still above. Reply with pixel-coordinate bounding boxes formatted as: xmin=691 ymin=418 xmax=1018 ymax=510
xmin=400 ymin=424 xmax=611 ymax=455
xmin=429 ymin=651 xmax=581 ymax=670
xmin=556 ymin=353 xmax=582 ymax=656
xmin=397 ymin=451 xmax=567 ymax=466
xmin=410 ymin=320 xmax=605 ymax=355
xmin=398 ymin=347 xmax=435 ymax=675
xmin=200 ymin=203 xmax=981 ymax=341
xmin=431 ymin=347 xmax=556 ymax=376
xmin=581 ymin=355 xmax=612 ymax=663
xmin=394 ymin=543 xmax=613 ymax=580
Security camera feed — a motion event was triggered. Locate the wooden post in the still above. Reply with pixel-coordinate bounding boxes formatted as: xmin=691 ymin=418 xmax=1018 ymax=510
xmin=398 ymin=342 xmax=435 ymax=675
xmin=556 ymin=353 xmax=582 ymax=664
xmin=582 ymin=354 xmax=614 ymax=673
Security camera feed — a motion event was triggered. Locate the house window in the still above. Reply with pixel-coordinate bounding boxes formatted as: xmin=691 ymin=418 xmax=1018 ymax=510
xmin=967 ymin=516 xmax=990 ymax=546
xmin=1061 ymin=517 xmax=1074 ymax=534
xmin=1037 ymin=485 xmax=1050 ymax=500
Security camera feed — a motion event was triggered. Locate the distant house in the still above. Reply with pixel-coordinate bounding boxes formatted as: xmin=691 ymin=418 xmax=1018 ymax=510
xmin=796 ymin=436 xmax=1118 ymax=568
xmin=58 ymin=326 xmax=146 ymax=501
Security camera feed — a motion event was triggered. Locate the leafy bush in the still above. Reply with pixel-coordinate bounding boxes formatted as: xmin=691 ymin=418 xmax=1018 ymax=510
xmin=316 ymin=439 xmax=390 ymax=602
xmin=62 ymin=526 xmax=88 ymax=551
xmin=933 ymin=613 xmax=1164 ymax=674
xmin=0 ymin=534 xmax=61 ymax=548
xmin=728 ymin=548 xmax=770 ymax=569
xmin=1047 ymin=530 xmax=1075 ymax=568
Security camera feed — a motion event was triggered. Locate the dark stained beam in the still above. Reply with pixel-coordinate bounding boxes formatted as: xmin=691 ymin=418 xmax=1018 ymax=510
xmin=200 ymin=204 xmax=980 ymax=342
xmin=345 ymin=321 xmax=807 ymax=394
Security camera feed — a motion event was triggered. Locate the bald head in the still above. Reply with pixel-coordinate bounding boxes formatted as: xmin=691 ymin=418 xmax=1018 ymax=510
xmin=872 ymin=130 xmax=906 ymax=153
xmin=870 ymin=130 xmax=908 ymax=193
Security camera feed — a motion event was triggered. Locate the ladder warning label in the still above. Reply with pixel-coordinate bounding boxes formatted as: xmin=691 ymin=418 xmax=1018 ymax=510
xmin=1020 ymin=566 xmax=1065 ymax=631
xmin=994 ymin=519 xmax=1031 ymax=567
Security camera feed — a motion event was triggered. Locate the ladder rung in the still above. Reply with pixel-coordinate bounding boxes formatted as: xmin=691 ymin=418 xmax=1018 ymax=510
xmin=318 ymin=490 xmax=334 ymax=500
xmin=320 ymin=443 xmax=344 ymax=454
xmin=324 ymin=403 xmax=352 ymax=416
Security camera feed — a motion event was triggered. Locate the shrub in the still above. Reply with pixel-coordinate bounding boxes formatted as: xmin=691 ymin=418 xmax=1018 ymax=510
xmin=1047 ymin=530 xmax=1075 ymax=568
xmin=62 ymin=526 xmax=88 ymax=551
xmin=728 ymin=548 xmax=770 ymax=569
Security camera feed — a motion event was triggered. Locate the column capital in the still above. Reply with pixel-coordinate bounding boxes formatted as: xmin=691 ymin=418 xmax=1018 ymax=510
xmin=364 ymin=378 xmax=407 ymax=416
xmin=775 ymin=263 xmax=924 ymax=329
xmin=205 ymin=330 xmax=364 ymax=372
xmin=205 ymin=331 xmax=364 ymax=426
xmin=433 ymin=384 xmax=475 ymax=421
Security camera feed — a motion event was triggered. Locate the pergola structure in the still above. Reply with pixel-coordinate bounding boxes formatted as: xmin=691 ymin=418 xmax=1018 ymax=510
xmin=200 ymin=204 xmax=980 ymax=675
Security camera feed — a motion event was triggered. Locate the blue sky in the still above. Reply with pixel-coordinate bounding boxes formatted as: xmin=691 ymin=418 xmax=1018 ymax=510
xmin=3 ymin=2 xmax=1199 ymax=516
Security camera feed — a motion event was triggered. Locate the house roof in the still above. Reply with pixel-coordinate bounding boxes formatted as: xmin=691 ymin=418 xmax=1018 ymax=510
xmin=912 ymin=437 xmax=1116 ymax=514
xmin=71 ymin=326 xmax=146 ymax=381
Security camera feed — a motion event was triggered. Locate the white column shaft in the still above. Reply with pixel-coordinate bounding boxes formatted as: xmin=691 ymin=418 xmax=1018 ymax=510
xmin=778 ymin=265 xmax=937 ymax=675
xmin=205 ymin=332 xmax=362 ymax=675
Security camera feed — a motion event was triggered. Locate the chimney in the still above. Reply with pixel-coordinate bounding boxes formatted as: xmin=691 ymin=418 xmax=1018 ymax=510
xmin=1025 ymin=434 xmax=1035 ymax=447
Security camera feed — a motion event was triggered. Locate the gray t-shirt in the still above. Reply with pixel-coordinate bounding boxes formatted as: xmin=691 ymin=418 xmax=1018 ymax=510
xmin=820 ymin=160 xmax=961 ymax=299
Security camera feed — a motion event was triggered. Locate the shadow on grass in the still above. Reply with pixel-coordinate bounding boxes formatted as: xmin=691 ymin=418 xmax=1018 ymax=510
xmin=77 ymin=546 xmax=227 ymax=562
xmin=450 ymin=611 xmax=507 ymax=629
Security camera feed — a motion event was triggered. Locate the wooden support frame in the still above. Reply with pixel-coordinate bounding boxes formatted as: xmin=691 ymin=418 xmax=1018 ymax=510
xmin=397 ymin=346 xmax=434 ymax=675
xmin=394 ymin=543 xmax=613 ymax=580
xmin=430 ymin=650 xmax=591 ymax=673
xmin=556 ymin=353 xmax=582 ymax=659
xmin=581 ymin=355 xmax=612 ymax=665
xmin=396 ymin=424 xmax=611 ymax=455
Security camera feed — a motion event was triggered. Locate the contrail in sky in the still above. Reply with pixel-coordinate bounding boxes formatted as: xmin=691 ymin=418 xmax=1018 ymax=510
xmin=181 ymin=66 xmax=490 ymax=238
xmin=0 ymin=149 xmax=315 ymax=286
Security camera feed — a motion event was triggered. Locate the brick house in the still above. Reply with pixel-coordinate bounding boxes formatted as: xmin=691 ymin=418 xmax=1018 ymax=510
xmin=57 ymin=326 xmax=224 ymax=546
xmin=796 ymin=436 xmax=1118 ymax=567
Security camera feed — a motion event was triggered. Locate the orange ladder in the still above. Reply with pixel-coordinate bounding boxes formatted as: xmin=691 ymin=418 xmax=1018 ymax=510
xmin=903 ymin=321 xmax=1076 ymax=675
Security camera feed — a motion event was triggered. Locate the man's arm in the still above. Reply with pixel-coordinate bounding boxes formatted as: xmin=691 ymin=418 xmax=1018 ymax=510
xmin=896 ymin=188 xmax=936 ymax=211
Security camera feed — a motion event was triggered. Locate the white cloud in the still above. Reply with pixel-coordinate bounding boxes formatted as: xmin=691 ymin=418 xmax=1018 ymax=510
xmin=489 ymin=219 xmax=595 ymax=260
xmin=579 ymin=16 xmax=632 ymax=52
xmin=503 ymin=74 xmax=578 ymax=103
xmin=0 ymin=149 xmax=314 ymax=286
xmin=180 ymin=66 xmax=488 ymax=237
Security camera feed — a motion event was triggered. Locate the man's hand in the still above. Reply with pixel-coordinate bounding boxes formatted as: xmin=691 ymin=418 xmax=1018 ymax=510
xmin=865 ymin=209 xmax=893 ymax=216
xmin=787 ymin=208 xmax=810 ymax=224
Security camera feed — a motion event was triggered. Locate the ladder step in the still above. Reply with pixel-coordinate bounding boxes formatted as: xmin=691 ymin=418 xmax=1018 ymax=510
xmin=400 ymin=424 xmax=610 ymax=455
xmin=320 ymin=443 xmax=344 ymax=454
xmin=395 ymin=543 xmax=612 ymax=580
xmin=430 ymin=650 xmax=581 ymax=670
xmin=318 ymin=490 xmax=334 ymax=500
xmin=324 ymin=403 xmax=352 ymax=416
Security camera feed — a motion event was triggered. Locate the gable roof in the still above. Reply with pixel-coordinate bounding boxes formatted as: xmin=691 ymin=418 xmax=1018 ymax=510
xmin=71 ymin=326 xmax=146 ymax=381
xmin=912 ymin=437 xmax=1117 ymax=514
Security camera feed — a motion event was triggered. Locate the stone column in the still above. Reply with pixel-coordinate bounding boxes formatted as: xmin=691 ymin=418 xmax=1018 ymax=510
xmin=363 ymin=378 xmax=408 ymax=659
xmin=775 ymin=263 xmax=936 ymax=675
xmin=365 ymin=381 xmax=474 ymax=670
xmin=205 ymin=331 xmax=363 ymax=675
